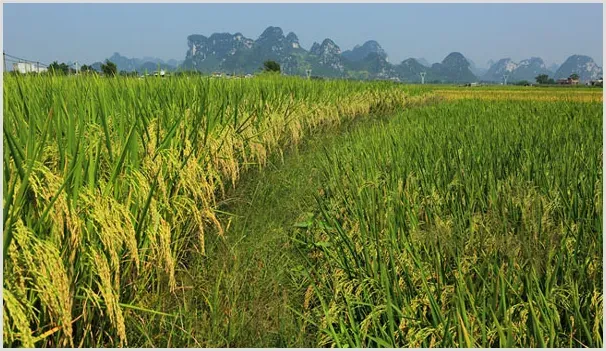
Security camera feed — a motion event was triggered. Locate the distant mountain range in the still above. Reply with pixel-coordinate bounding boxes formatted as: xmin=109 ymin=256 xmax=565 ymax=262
xmin=554 ymin=55 xmax=603 ymax=82
xmin=342 ymin=40 xmax=388 ymax=62
xmin=90 ymin=26 xmax=603 ymax=83
xmin=180 ymin=26 xmax=479 ymax=82
xmin=90 ymin=53 xmax=182 ymax=73
xmin=482 ymin=57 xmax=552 ymax=82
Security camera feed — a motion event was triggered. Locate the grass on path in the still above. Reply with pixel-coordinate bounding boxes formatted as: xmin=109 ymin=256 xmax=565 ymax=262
xmin=127 ymin=111 xmax=396 ymax=347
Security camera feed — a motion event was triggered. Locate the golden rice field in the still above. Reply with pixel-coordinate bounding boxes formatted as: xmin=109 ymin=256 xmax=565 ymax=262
xmin=2 ymin=74 xmax=603 ymax=348
xmin=434 ymin=88 xmax=603 ymax=102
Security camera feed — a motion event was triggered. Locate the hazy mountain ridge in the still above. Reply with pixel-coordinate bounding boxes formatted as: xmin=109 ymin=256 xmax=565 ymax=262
xmin=482 ymin=57 xmax=553 ymax=82
xmin=415 ymin=58 xmax=431 ymax=67
xmin=554 ymin=55 xmax=603 ymax=82
xmin=342 ymin=40 xmax=388 ymax=62
xmin=467 ymin=58 xmax=488 ymax=77
xmin=180 ymin=26 xmax=481 ymax=82
xmin=430 ymin=52 xmax=477 ymax=83
xmin=89 ymin=26 xmax=601 ymax=83
xmin=103 ymin=52 xmax=182 ymax=72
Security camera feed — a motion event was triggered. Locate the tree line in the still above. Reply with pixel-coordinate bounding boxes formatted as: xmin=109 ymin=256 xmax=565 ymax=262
xmin=43 ymin=59 xmax=281 ymax=76
xmin=534 ymin=73 xmax=579 ymax=85
xmin=47 ymin=59 xmax=117 ymax=76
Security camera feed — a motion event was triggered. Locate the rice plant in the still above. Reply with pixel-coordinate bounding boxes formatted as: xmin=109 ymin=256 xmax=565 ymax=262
xmin=2 ymin=73 xmax=433 ymax=347
xmin=297 ymin=98 xmax=602 ymax=347
xmin=3 ymin=72 xmax=601 ymax=347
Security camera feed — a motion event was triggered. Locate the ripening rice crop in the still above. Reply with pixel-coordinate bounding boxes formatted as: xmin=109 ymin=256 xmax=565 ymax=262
xmin=435 ymin=87 xmax=603 ymax=102
xmin=3 ymin=73 xmax=602 ymax=348
xmin=2 ymin=74 xmax=435 ymax=347
xmin=296 ymin=98 xmax=602 ymax=347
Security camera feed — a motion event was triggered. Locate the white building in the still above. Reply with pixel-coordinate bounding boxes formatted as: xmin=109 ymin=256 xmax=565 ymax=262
xmin=12 ymin=62 xmax=47 ymax=74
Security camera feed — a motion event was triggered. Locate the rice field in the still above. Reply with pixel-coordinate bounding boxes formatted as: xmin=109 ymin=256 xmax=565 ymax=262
xmin=2 ymin=74 xmax=603 ymax=347
xmin=434 ymin=87 xmax=602 ymax=102
xmin=296 ymin=99 xmax=602 ymax=347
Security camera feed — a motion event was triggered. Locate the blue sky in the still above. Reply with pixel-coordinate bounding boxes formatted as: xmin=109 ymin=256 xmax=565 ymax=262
xmin=3 ymin=3 xmax=603 ymax=68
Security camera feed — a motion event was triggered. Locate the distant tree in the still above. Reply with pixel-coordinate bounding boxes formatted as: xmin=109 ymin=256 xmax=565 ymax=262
xmin=262 ymin=60 xmax=281 ymax=73
xmin=569 ymin=73 xmax=580 ymax=81
xmin=120 ymin=70 xmax=138 ymax=77
xmin=535 ymin=74 xmax=550 ymax=84
xmin=48 ymin=61 xmax=60 ymax=74
xmin=48 ymin=61 xmax=70 ymax=75
xmin=547 ymin=78 xmax=555 ymax=84
xmin=80 ymin=64 xmax=96 ymax=73
xmin=515 ymin=80 xmax=531 ymax=86
xmin=101 ymin=60 xmax=118 ymax=76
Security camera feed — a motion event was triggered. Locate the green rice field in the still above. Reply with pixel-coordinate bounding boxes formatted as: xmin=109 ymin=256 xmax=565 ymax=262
xmin=2 ymin=74 xmax=603 ymax=347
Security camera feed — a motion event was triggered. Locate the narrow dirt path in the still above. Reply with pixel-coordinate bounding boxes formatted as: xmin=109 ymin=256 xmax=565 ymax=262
xmin=188 ymin=115 xmax=395 ymax=347
xmin=134 ymin=100 xmax=436 ymax=347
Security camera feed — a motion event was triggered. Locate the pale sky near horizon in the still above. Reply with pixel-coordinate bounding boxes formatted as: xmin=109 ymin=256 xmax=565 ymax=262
xmin=3 ymin=3 xmax=603 ymax=68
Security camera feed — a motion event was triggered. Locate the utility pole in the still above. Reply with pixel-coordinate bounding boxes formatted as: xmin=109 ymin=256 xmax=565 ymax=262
xmin=420 ymin=72 xmax=426 ymax=85
xmin=503 ymin=73 xmax=509 ymax=85
xmin=306 ymin=69 xmax=312 ymax=79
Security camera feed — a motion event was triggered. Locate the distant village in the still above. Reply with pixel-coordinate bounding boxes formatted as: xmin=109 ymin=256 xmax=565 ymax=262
xmin=11 ymin=61 xmax=255 ymax=80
